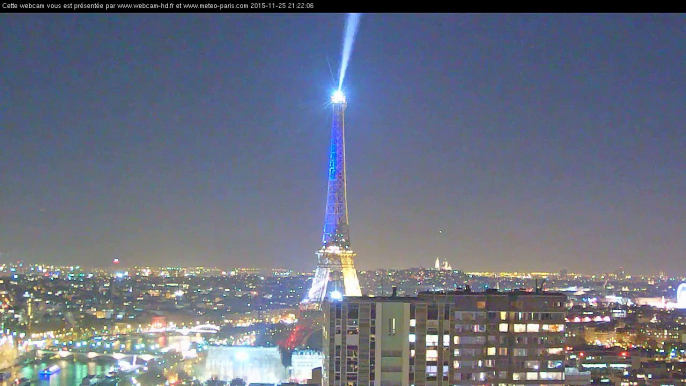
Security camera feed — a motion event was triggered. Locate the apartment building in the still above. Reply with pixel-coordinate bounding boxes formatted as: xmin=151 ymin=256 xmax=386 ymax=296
xmin=322 ymin=289 xmax=567 ymax=386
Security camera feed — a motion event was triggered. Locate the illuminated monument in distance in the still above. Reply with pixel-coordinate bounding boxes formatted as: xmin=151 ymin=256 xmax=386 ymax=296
xmin=678 ymin=283 xmax=686 ymax=307
xmin=302 ymin=90 xmax=362 ymax=311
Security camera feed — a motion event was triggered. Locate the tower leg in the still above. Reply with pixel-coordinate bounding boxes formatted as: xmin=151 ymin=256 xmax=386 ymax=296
xmin=307 ymin=266 xmax=330 ymax=306
xmin=341 ymin=255 xmax=362 ymax=296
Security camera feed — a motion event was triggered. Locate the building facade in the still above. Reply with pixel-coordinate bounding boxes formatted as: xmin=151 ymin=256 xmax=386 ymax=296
xmin=291 ymin=350 xmax=325 ymax=383
xmin=323 ymin=289 xmax=567 ymax=386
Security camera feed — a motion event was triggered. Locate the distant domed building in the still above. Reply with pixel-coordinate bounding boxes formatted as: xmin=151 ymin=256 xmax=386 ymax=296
xmin=434 ymin=257 xmax=452 ymax=271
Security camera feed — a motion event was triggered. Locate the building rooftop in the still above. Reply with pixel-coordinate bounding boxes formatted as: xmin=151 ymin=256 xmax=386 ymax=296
xmin=326 ymin=288 xmax=566 ymax=304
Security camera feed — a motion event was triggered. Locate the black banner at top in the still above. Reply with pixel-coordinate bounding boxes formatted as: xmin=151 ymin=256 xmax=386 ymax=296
xmin=0 ymin=1 xmax=651 ymax=13
xmin=2 ymin=1 xmax=321 ymax=12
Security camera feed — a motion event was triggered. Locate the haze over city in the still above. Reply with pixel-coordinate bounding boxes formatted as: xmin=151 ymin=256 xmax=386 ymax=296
xmin=2 ymin=14 xmax=685 ymax=274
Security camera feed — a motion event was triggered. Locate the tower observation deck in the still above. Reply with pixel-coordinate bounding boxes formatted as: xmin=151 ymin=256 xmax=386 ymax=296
xmin=302 ymin=91 xmax=362 ymax=310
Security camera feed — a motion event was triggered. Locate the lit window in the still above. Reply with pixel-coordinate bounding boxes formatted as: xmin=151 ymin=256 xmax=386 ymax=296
xmin=409 ymin=334 xmax=416 ymax=343
xmin=525 ymin=360 xmax=540 ymax=369
xmin=499 ymin=323 xmax=508 ymax=332
xmin=548 ymin=360 xmax=563 ymax=368
xmin=487 ymin=347 xmax=496 ymax=356
xmin=453 ymin=360 xmax=460 ymax=369
xmin=410 ymin=319 xmax=416 ymax=327
xmin=426 ymin=334 xmax=439 ymax=347
xmin=500 ymin=311 xmax=507 ymax=320
xmin=548 ymin=348 xmax=564 ymax=355
xmin=473 ymin=324 xmax=486 ymax=333
xmin=498 ymin=347 xmax=507 ymax=355
xmin=410 ymin=349 xmax=415 ymax=357
xmin=426 ymin=349 xmax=438 ymax=361
xmin=542 ymin=323 xmax=565 ymax=332
xmin=527 ymin=372 xmax=538 ymax=380
xmin=477 ymin=301 xmax=486 ymax=309
xmin=540 ymin=372 xmax=563 ymax=380
xmin=526 ymin=323 xmax=539 ymax=333
xmin=443 ymin=334 xmax=450 ymax=347
xmin=513 ymin=324 xmax=526 ymax=332
xmin=514 ymin=348 xmax=527 ymax=356
xmin=389 ymin=318 xmax=396 ymax=335
xmin=513 ymin=372 xmax=526 ymax=380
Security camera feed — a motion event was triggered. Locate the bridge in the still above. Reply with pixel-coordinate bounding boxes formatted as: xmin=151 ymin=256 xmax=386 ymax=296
xmin=36 ymin=349 xmax=162 ymax=362
xmin=34 ymin=324 xmax=220 ymax=361
xmin=148 ymin=323 xmax=221 ymax=335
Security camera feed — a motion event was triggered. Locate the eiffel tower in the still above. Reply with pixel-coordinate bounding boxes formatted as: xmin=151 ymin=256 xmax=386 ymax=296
xmin=302 ymin=90 xmax=362 ymax=310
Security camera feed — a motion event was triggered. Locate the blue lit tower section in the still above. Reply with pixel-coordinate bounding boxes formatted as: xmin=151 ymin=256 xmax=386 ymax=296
xmin=303 ymin=91 xmax=362 ymax=310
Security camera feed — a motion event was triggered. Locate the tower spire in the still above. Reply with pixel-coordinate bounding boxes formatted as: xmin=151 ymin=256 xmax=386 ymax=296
xmin=303 ymin=91 xmax=362 ymax=310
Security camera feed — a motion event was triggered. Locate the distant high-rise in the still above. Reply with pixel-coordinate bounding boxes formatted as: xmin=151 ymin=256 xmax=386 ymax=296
xmin=323 ymin=289 xmax=567 ymax=386
xmin=303 ymin=91 xmax=362 ymax=311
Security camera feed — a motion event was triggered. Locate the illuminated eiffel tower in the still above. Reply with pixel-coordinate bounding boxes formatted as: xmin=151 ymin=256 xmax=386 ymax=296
xmin=302 ymin=90 xmax=362 ymax=310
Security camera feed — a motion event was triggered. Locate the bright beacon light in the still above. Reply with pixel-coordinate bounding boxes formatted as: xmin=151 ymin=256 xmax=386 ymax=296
xmin=331 ymin=90 xmax=346 ymax=104
xmin=330 ymin=290 xmax=343 ymax=301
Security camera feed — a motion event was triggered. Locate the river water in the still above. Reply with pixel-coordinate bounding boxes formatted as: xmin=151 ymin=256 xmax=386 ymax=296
xmin=0 ymin=343 xmax=291 ymax=385
xmin=0 ymin=355 xmax=212 ymax=386
xmin=0 ymin=334 xmax=206 ymax=386
xmin=1 ymin=358 xmax=119 ymax=386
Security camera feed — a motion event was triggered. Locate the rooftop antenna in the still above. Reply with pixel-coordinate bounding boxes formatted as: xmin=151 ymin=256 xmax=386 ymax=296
xmin=535 ymin=278 xmax=547 ymax=293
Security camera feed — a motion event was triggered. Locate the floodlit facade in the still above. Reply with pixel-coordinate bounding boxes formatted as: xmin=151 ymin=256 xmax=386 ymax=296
xmin=205 ymin=346 xmax=287 ymax=384
xmin=291 ymin=350 xmax=325 ymax=383
xmin=323 ymin=289 xmax=567 ymax=386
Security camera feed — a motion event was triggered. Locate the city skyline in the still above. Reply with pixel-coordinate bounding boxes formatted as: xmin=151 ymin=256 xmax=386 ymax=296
xmin=2 ymin=14 xmax=686 ymax=274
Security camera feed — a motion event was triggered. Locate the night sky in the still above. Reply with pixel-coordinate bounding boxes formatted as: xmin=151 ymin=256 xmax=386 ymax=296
xmin=2 ymin=14 xmax=685 ymax=274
